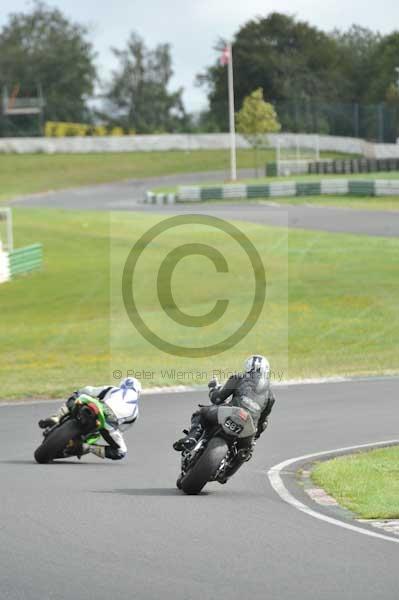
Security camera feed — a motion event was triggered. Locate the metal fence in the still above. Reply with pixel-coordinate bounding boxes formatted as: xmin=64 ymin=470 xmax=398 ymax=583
xmin=274 ymin=100 xmax=399 ymax=143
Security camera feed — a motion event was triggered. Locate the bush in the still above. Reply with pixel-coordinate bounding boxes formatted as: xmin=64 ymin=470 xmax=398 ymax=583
xmin=44 ymin=122 xmax=133 ymax=137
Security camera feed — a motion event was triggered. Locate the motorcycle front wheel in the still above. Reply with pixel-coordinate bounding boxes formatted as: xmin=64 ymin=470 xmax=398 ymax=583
xmin=180 ymin=437 xmax=228 ymax=495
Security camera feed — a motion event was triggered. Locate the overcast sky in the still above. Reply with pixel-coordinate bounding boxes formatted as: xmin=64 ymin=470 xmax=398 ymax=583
xmin=1 ymin=0 xmax=399 ymax=111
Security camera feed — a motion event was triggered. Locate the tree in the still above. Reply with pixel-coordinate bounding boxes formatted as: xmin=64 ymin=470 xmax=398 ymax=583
xmin=332 ymin=26 xmax=381 ymax=102
xmin=0 ymin=1 xmax=96 ymax=123
xmin=104 ymin=33 xmax=187 ymax=133
xmin=385 ymin=83 xmax=399 ymax=104
xmin=236 ymin=88 xmax=281 ymax=175
xmin=198 ymin=13 xmax=342 ymax=131
xmin=366 ymin=33 xmax=399 ymax=103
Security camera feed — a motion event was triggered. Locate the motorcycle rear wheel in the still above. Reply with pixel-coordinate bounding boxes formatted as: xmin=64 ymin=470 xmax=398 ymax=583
xmin=180 ymin=437 xmax=228 ymax=495
xmin=34 ymin=420 xmax=81 ymax=464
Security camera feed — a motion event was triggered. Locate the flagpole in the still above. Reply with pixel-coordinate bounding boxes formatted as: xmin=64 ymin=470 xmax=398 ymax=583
xmin=227 ymin=43 xmax=237 ymax=181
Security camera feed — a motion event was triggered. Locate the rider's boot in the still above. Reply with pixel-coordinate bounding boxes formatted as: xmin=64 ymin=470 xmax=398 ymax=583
xmin=38 ymin=403 xmax=70 ymax=429
xmin=66 ymin=443 xmax=104 ymax=460
xmin=79 ymin=444 xmax=105 ymax=459
xmin=173 ymin=424 xmax=204 ymax=451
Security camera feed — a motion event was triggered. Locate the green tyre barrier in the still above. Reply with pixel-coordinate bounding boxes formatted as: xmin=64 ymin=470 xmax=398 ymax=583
xmin=348 ymin=181 xmax=376 ymax=196
xmin=8 ymin=243 xmax=43 ymax=278
xmin=296 ymin=182 xmax=322 ymax=196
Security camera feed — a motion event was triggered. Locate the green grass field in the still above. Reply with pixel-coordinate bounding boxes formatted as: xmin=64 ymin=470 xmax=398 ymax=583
xmin=0 ymin=149 xmax=354 ymax=203
xmin=312 ymin=446 xmax=399 ymax=519
xmin=1 ymin=208 xmax=398 ymax=400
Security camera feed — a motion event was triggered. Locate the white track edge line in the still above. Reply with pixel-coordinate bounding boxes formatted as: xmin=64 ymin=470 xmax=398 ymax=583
xmin=268 ymin=440 xmax=399 ymax=545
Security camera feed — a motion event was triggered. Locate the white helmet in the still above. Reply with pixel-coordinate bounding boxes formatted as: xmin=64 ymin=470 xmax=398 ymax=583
xmin=121 ymin=377 xmax=142 ymax=395
xmin=244 ymin=355 xmax=270 ymax=379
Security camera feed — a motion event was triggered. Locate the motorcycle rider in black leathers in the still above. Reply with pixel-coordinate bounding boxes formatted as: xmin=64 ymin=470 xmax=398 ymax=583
xmin=173 ymin=355 xmax=275 ymax=482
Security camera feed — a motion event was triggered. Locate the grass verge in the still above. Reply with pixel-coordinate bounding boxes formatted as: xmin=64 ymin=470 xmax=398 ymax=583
xmin=312 ymin=446 xmax=399 ymax=519
xmin=0 ymin=149 xmax=354 ymax=203
xmin=262 ymin=195 xmax=399 ymax=212
xmin=0 ymin=149 xmax=273 ymax=202
xmin=175 ymin=196 xmax=399 ymax=212
xmin=1 ymin=208 xmax=398 ymax=400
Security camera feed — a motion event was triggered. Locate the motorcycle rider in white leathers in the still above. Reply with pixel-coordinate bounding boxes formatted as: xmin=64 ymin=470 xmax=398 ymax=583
xmin=38 ymin=377 xmax=142 ymax=460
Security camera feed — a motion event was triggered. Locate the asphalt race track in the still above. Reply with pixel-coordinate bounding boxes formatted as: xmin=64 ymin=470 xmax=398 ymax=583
xmin=13 ymin=173 xmax=399 ymax=237
xmin=5 ymin=173 xmax=399 ymax=598
xmin=1 ymin=379 xmax=399 ymax=600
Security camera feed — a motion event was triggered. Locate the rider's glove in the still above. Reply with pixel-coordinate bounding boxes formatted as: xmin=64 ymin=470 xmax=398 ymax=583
xmin=208 ymin=378 xmax=219 ymax=390
xmin=66 ymin=391 xmax=79 ymax=411
xmin=208 ymin=378 xmax=222 ymax=402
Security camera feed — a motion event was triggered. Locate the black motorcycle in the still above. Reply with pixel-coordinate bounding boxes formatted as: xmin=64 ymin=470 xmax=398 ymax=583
xmin=176 ymin=405 xmax=256 ymax=495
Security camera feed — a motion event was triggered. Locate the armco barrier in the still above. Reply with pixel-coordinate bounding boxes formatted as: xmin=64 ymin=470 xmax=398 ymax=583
xmin=142 ymin=179 xmax=399 ymax=203
xmin=8 ymin=244 xmax=43 ymax=277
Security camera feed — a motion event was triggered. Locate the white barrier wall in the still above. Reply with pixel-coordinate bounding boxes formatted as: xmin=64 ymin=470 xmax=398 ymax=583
xmin=0 ymin=242 xmax=10 ymax=284
xmin=0 ymin=132 xmax=398 ymax=158
xmin=0 ymin=134 xmax=250 ymax=154
xmin=268 ymin=133 xmax=367 ymax=156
